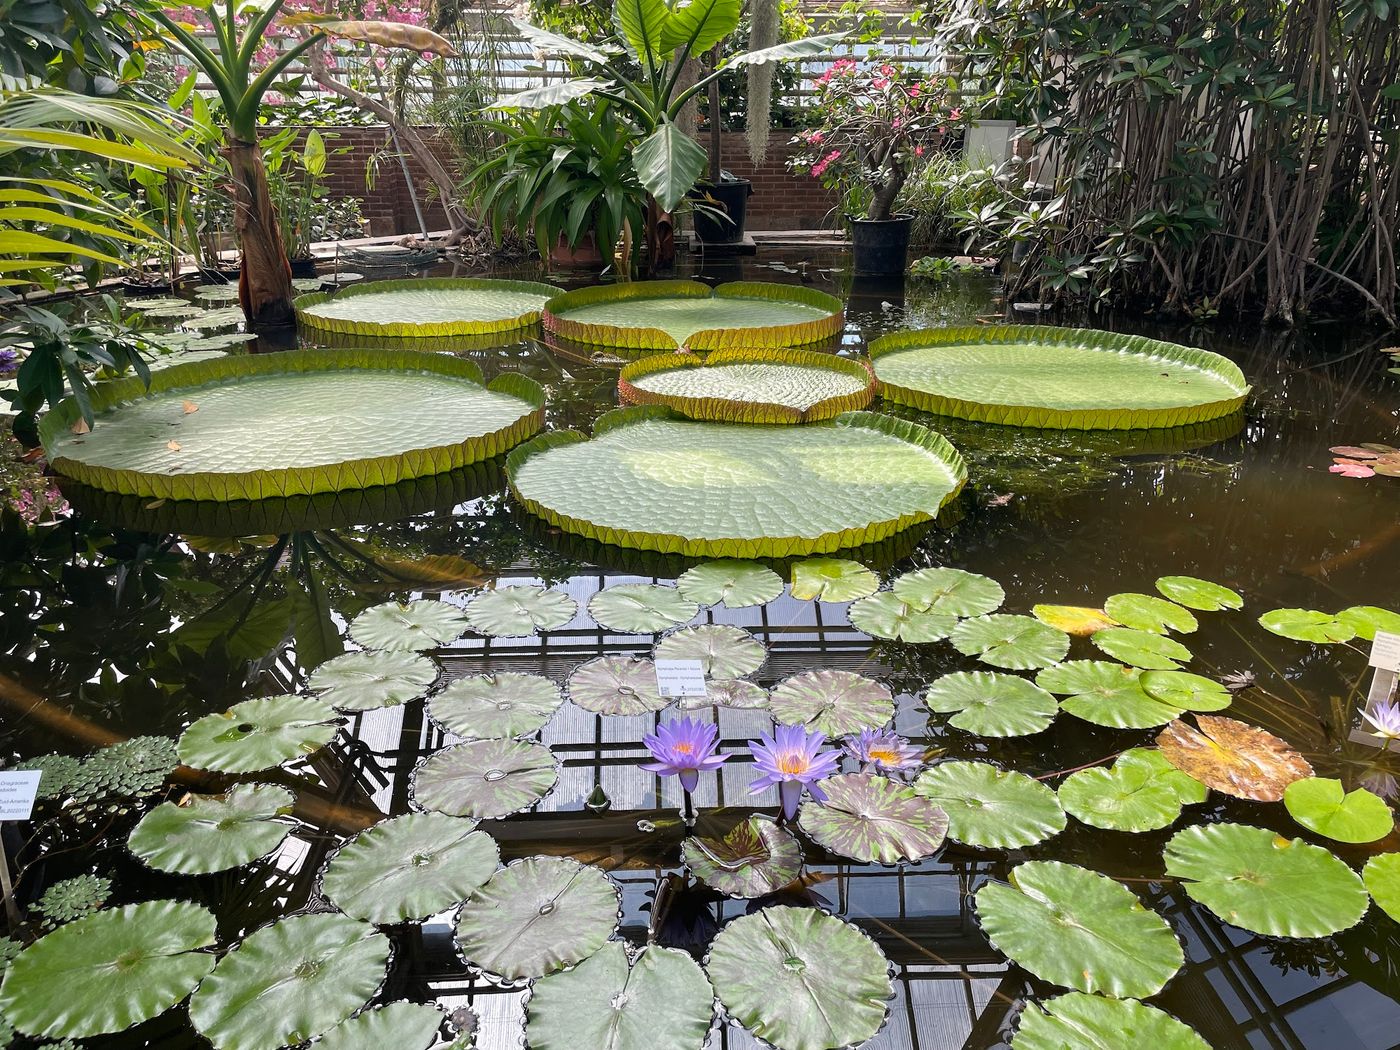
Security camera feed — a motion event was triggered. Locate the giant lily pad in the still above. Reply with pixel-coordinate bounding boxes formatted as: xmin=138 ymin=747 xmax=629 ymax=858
xmin=307 ymin=650 xmax=438 ymax=711
xmin=951 ymin=615 xmax=1070 ymax=670
xmin=321 ymin=812 xmax=500 ymax=923
xmin=0 ymin=900 xmax=216 ymax=1039
xmin=1036 ymin=661 xmax=1181 ymax=729
xmin=618 ymin=347 xmax=874 ymax=423
xmin=1337 ymin=605 xmax=1400 ymax=641
xmin=589 ymin=584 xmax=698 ymax=633
xmin=455 ymin=856 xmax=620 ymax=982
xmin=705 ymin=906 xmax=892 ymax=1050
xmin=568 ymin=655 xmax=669 ymax=715
xmin=525 ymin=942 xmax=714 ymax=1050
xmin=1032 ymin=604 xmax=1119 ymax=636
xmin=923 ymin=671 xmax=1059 ymax=737
xmin=39 ymin=350 xmax=545 ymax=501
xmin=914 ymin=761 xmax=1066 ymax=848
xmin=890 ymin=567 xmax=1005 ymax=617
xmin=1014 ymin=993 xmax=1212 ymax=1050
xmin=1156 ymin=715 xmax=1312 ymax=801
xmin=1155 ymin=575 xmax=1243 ymax=611
xmin=868 ymin=325 xmax=1249 ymax=430
xmin=506 ymin=409 xmax=966 ymax=558
xmin=1057 ymin=749 xmax=1207 ymax=832
xmin=797 ymin=772 xmax=948 ymax=864
xmin=675 ymin=559 xmax=783 ymax=608
xmin=1257 ymin=608 xmax=1355 ymax=644
xmin=188 ymin=913 xmax=390 ymax=1050
xmin=295 ymin=277 xmax=561 ymax=337
xmin=314 ymin=1003 xmax=445 ymax=1050
xmin=465 ymin=585 xmax=577 ymax=637
xmin=975 ymin=860 xmax=1184 ymax=998
xmin=768 ymin=669 xmax=894 ymax=736
xmin=1103 ymin=593 xmax=1198 ymax=635
xmin=1090 ymin=627 xmax=1192 ymax=669
xmin=542 ymin=280 xmax=844 ymax=351
xmin=178 ymin=695 xmax=338 ymax=773
xmin=348 ymin=599 xmax=468 ymax=651
xmin=680 ymin=816 xmax=803 ymax=897
xmin=127 ymin=783 xmax=295 ymax=874
xmin=1162 ymin=823 xmax=1369 ymax=937
xmin=427 ymin=672 xmax=564 ymax=739
xmin=789 ymin=557 xmax=879 ymax=602
xmin=848 ymin=592 xmax=957 ymax=642
xmin=412 ymin=738 xmax=558 ymax=819
xmin=654 ymin=624 xmax=766 ymax=678
xmin=1362 ymin=853 xmax=1400 ymax=922
xmin=1283 ymin=777 xmax=1394 ymax=843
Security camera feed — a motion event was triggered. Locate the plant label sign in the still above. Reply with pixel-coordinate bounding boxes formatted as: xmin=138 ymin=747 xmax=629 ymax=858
xmin=655 ymin=659 xmax=708 ymax=699
xmin=1370 ymin=631 xmax=1400 ymax=672
xmin=0 ymin=770 xmax=41 ymax=820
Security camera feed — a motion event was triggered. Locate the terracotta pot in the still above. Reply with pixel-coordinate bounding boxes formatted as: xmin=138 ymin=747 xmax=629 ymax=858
xmin=549 ymin=231 xmax=606 ymax=271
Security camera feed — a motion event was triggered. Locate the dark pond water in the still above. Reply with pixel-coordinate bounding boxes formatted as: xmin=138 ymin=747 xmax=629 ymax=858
xmin=2 ymin=248 xmax=1399 ymax=1050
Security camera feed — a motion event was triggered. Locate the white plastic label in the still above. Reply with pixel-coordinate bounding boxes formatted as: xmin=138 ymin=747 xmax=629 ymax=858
xmin=0 ymin=771 xmax=41 ymax=820
xmin=655 ymin=659 xmax=708 ymax=699
xmin=1370 ymin=631 xmax=1400 ymax=672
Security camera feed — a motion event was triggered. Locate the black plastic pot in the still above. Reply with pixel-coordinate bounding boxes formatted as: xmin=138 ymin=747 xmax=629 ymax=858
xmin=851 ymin=214 xmax=914 ymax=276
xmin=289 ymin=257 xmax=319 ymax=278
xmin=690 ymin=179 xmax=753 ymax=244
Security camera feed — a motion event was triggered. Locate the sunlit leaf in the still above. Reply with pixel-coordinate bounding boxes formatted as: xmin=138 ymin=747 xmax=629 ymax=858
xmin=789 ymin=557 xmax=878 ymax=602
xmin=1283 ymin=777 xmax=1394 ymax=843
xmin=589 ymin=583 xmax=698 ymax=633
xmin=307 ymin=650 xmax=438 ymax=712
xmin=177 ymin=695 xmax=338 ymax=773
xmin=1057 ymin=749 xmax=1206 ymax=833
xmin=1032 ymin=604 xmax=1118 ymax=635
xmin=412 ymin=738 xmax=558 ymax=819
xmin=1036 ymin=660 xmax=1180 ymax=729
xmin=914 ymin=761 xmax=1065 ymax=848
xmin=768 ymin=669 xmax=894 ymax=736
xmin=1103 ymin=593 xmax=1198 ymax=635
xmin=951 ymin=614 xmax=1070 ymax=670
xmin=1154 ymin=575 xmax=1242 ymax=612
xmin=890 ymin=566 xmax=1004 ymax=617
xmin=1337 ymin=606 xmax=1400 ymax=641
xmin=1090 ymin=627 xmax=1191 ymax=669
xmin=797 ymin=772 xmax=947 ymax=864
xmin=466 ymin=585 xmax=577 ymax=637
xmin=848 ymin=592 xmax=957 ymax=642
xmin=654 ymin=624 xmax=765 ymax=678
xmin=427 ymin=672 xmax=564 ymax=739
xmin=923 ymin=670 xmax=1058 ymax=737
xmin=348 ymin=599 xmax=467 ymax=651
xmin=676 ymin=559 xmax=782 ymax=608
xmin=127 ymin=784 xmax=295 ymax=874
xmin=1257 ymin=608 xmax=1355 ymax=644
xmin=1014 ymin=993 xmax=1212 ymax=1050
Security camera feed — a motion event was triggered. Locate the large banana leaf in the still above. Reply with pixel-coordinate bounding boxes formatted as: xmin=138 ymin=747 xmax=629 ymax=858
xmin=295 ymin=278 xmax=562 ymax=338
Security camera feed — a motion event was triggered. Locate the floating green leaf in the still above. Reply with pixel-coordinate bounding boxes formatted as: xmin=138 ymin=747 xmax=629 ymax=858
xmin=768 ymin=669 xmax=894 ymax=736
xmin=428 ymin=672 xmax=563 ymax=739
xmin=789 ymin=557 xmax=879 ymax=602
xmin=177 ymin=695 xmax=338 ymax=773
xmin=680 ymin=678 xmax=769 ymax=710
xmin=1036 ymin=661 xmax=1181 ymax=729
xmin=1363 ymin=853 xmax=1400 ymax=923
xmin=314 ymin=1003 xmax=445 ymax=1050
xmin=914 ymin=761 xmax=1066 ymax=848
xmin=1155 ymin=575 xmax=1243 ymax=611
xmin=412 ymin=738 xmax=558 ymax=819
xmin=1057 ymin=749 xmax=1206 ymax=832
xmin=680 ymin=816 xmax=803 ymax=897
xmin=951 ymin=615 xmax=1070 ymax=670
xmin=1140 ymin=670 xmax=1232 ymax=712
xmin=1257 ymin=608 xmax=1355 ymax=644
xmin=34 ymin=875 xmax=109 ymax=925
xmin=890 ymin=567 xmax=1005 ymax=617
xmin=847 ymin=592 xmax=957 ymax=642
xmin=127 ymin=783 xmax=295 ymax=874
xmin=654 ymin=624 xmax=765 ymax=678
xmin=923 ymin=671 xmax=1059 ymax=737
xmin=1337 ymin=606 xmax=1400 ymax=641
xmin=676 ymin=559 xmax=783 ymax=608
xmin=1091 ymin=627 xmax=1192 ymax=669
xmin=797 ymin=772 xmax=948 ymax=864
xmin=349 ymin=599 xmax=468 ymax=651
xmin=181 ymin=306 xmax=245 ymax=329
xmin=465 ymin=585 xmax=577 ymax=637
xmin=296 ymin=277 xmax=561 ymax=337
xmin=1103 ymin=593 xmax=1198 ymax=635
xmin=589 ymin=584 xmax=699 ymax=633
xmin=1031 ymin=604 xmax=1119 ymax=635
xmin=568 ymin=655 xmax=669 ymax=715
xmin=1014 ymin=993 xmax=1212 ymax=1050
xmin=307 ymin=650 xmax=438 ymax=711
xmin=1283 ymin=777 xmax=1394 ymax=843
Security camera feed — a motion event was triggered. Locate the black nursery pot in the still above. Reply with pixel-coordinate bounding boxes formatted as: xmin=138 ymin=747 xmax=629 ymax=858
xmin=851 ymin=214 xmax=914 ymax=276
xmin=690 ymin=179 xmax=753 ymax=244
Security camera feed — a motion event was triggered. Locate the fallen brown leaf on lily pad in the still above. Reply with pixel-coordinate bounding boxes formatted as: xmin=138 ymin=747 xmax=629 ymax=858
xmin=1157 ymin=714 xmax=1312 ymax=802
xmin=166 ymin=440 xmax=181 ymax=452
xmin=69 ymin=417 xmax=90 ymax=435
xmin=1330 ymin=446 xmax=1380 ymax=459
xmin=182 ymin=400 xmax=199 ymax=414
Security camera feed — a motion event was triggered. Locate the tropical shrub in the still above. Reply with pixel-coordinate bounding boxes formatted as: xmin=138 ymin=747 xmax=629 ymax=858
xmin=898 ymin=152 xmax=1013 ymax=247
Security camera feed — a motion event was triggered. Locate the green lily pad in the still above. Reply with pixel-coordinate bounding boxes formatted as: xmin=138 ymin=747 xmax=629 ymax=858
xmin=1362 ymin=853 xmax=1400 ymax=922
xmin=194 ymin=283 xmax=241 ymax=302
xmin=654 ymin=624 xmax=766 ymax=678
xmin=1163 ymin=822 xmax=1369 ymax=937
xmin=1014 ymin=993 xmax=1212 ymax=1050
xmin=1090 ymin=627 xmax=1192 ymax=669
xmin=1283 ymin=777 xmax=1394 ymax=843
xmin=178 ymin=695 xmax=338 ymax=773
xmin=768 ymin=669 xmax=894 ymax=736
xmin=890 ymin=566 xmax=1005 ymax=617
xmin=465 ymin=586 xmax=577 ymax=637
xmin=455 ymin=856 xmax=620 ymax=982
xmin=1338 ymin=606 xmax=1400 ymax=641
xmin=914 ymin=761 xmax=1066 ymax=848
xmin=412 ymin=738 xmax=558 ymax=819
xmin=680 ymin=816 xmax=803 ymax=897
xmin=676 ymin=560 xmax=783 ymax=608
xmin=1155 ymin=575 xmax=1243 ymax=612
xmin=706 ymin=906 xmax=892 ymax=1050
xmin=847 ymin=591 xmax=958 ymax=642
xmin=1036 ymin=661 xmax=1181 ymax=729
xmin=525 ymin=942 xmax=714 ymax=1050
xmin=1103 ymin=593 xmax=1198 ymax=635
xmin=1057 ymin=749 xmax=1207 ymax=832
xmin=127 ymin=783 xmax=295 ymax=874
xmin=680 ymin=678 xmax=769 ymax=710
xmin=797 ymin=772 xmax=948 ymax=864
xmin=188 ymin=913 xmax=390 ymax=1050
xmin=1257 ymin=608 xmax=1355 ymax=644
xmin=1140 ymin=670 xmax=1232 ymax=712
xmin=923 ymin=671 xmax=1059 ymax=737
xmin=789 ymin=557 xmax=879 ymax=602
xmin=589 ymin=584 xmax=699 ymax=633
xmin=427 ymin=672 xmax=564 ymax=739
xmin=349 ymin=599 xmax=468 ymax=651
xmin=314 ymin=1003 xmax=445 ymax=1050
xmin=568 ymin=655 xmax=669 ymax=715
xmin=975 ymin=860 xmax=1184 ymax=998
xmin=307 ymin=650 xmax=438 ymax=712
xmin=182 ymin=306 xmax=246 ymax=329
xmin=1032 ymin=604 xmax=1119 ymax=635
xmin=951 ymin=614 xmax=1071 ymax=670
xmin=321 ymin=812 xmax=500 ymax=923
xmin=0 ymin=900 xmax=216 ymax=1039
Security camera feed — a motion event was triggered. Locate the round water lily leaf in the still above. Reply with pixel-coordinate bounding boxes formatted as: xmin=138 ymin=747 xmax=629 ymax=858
xmin=307 ymin=650 xmax=438 ymax=712
xmin=465 ymin=585 xmax=577 ymax=637
xmin=0 ymin=900 xmax=216 ymax=1039
xmin=189 ymin=913 xmax=390 ymax=1050
xmin=194 ymin=283 xmax=241 ymax=302
xmin=1140 ymin=670 xmax=1232 ymax=712
xmin=676 ymin=559 xmax=783 ymax=608
xmin=848 ymin=591 xmax=957 ymax=642
xmin=768 ymin=669 xmax=894 ymax=736
xmin=427 ymin=672 xmax=564 ymax=739
xmin=681 ymin=815 xmax=803 ymax=897
xmin=789 ymin=557 xmax=880 ymax=602
xmin=1015 ymin=993 xmax=1212 ymax=1050
xmin=914 ymin=761 xmax=1066 ymax=848
xmin=891 ymin=567 xmax=1005 ymax=617
xmin=975 ymin=860 xmax=1184 ymax=998
xmin=455 ymin=856 xmax=620 ymax=982
xmin=1036 ymin=661 xmax=1180 ymax=729
xmin=526 ymin=942 xmax=714 ymax=1050
xmin=1283 ymin=777 xmax=1394 ymax=843
xmin=951 ymin=615 xmax=1070 ymax=670
xmin=1155 ymin=575 xmax=1243 ymax=612
xmin=924 ymin=671 xmax=1059 ymax=737
xmin=654 ymin=624 xmax=766 ymax=679
xmin=181 ymin=306 xmax=245 ymax=329
xmin=797 ymin=772 xmax=948 ymax=864
xmin=178 ymin=695 xmax=338 ymax=773
xmin=1031 ymin=604 xmax=1118 ymax=636
xmin=706 ymin=906 xmax=892 ymax=1050
xmin=1363 ymin=853 xmax=1400 ymax=922
xmin=1103 ymin=593 xmax=1198 ymax=635
xmin=314 ymin=1002 xmax=445 ymax=1050
xmin=1337 ymin=606 xmax=1400 ymax=641
xmin=589 ymin=584 xmax=698 ymax=633
xmin=127 ymin=783 xmax=295 ymax=874
xmin=680 ymin=678 xmax=768 ymax=710
xmin=412 ymin=738 xmax=558 ymax=819
xmin=568 ymin=655 xmax=669 ymax=715
xmin=296 ymin=277 xmax=560 ymax=337
xmin=1090 ymin=627 xmax=1192 ymax=669
xmin=349 ymin=599 xmax=467 ymax=651
xmin=1257 ymin=608 xmax=1355 ymax=644
xmin=1057 ymin=749 xmax=1207 ymax=832
xmin=1156 ymin=715 xmax=1312 ymax=802
xmin=321 ymin=812 xmax=499 ymax=923
xmin=1163 ymin=823 xmax=1368 ymax=937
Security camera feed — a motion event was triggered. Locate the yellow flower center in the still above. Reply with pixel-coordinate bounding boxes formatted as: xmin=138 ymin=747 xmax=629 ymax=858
xmin=867 ymin=746 xmax=900 ymax=764
xmin=673 ymin=742 xmax=694 ymax=755
xmin=778 ymin=754 xmax=807 ymax=775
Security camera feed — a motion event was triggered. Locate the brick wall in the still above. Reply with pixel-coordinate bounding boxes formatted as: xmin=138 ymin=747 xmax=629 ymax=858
xmin=709 ymin=131 xmax=839 ymax=231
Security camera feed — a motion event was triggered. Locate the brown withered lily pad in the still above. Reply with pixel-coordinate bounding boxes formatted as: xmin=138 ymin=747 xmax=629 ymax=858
xmin=1156 ymin=715 xmax=1312 ymax=802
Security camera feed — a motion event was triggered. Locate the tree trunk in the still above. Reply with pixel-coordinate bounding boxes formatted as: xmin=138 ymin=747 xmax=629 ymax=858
xmin=226 ymin=137 xmax=295 ymax=329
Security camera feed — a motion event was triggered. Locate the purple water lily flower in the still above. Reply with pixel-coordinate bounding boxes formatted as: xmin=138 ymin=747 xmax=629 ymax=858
xmin=748 ymin=723 xmax=841 ymax=821
xmin=642 ymin=717 xmax=729 ymax=793
xmin=842 ymin=728 xmax=923 ymax=774
xmin=1363 ymin=701 xmax=1400 ymax=744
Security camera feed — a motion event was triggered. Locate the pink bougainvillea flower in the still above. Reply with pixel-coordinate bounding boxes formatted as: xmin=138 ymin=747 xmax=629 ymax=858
xmin=915 ymin=146 xmax=925 ymax=157
xmin=949 ymin=107 xmax=963 ymax=121
xmin=1331 ymin=460 xmax=1376 ymax=478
